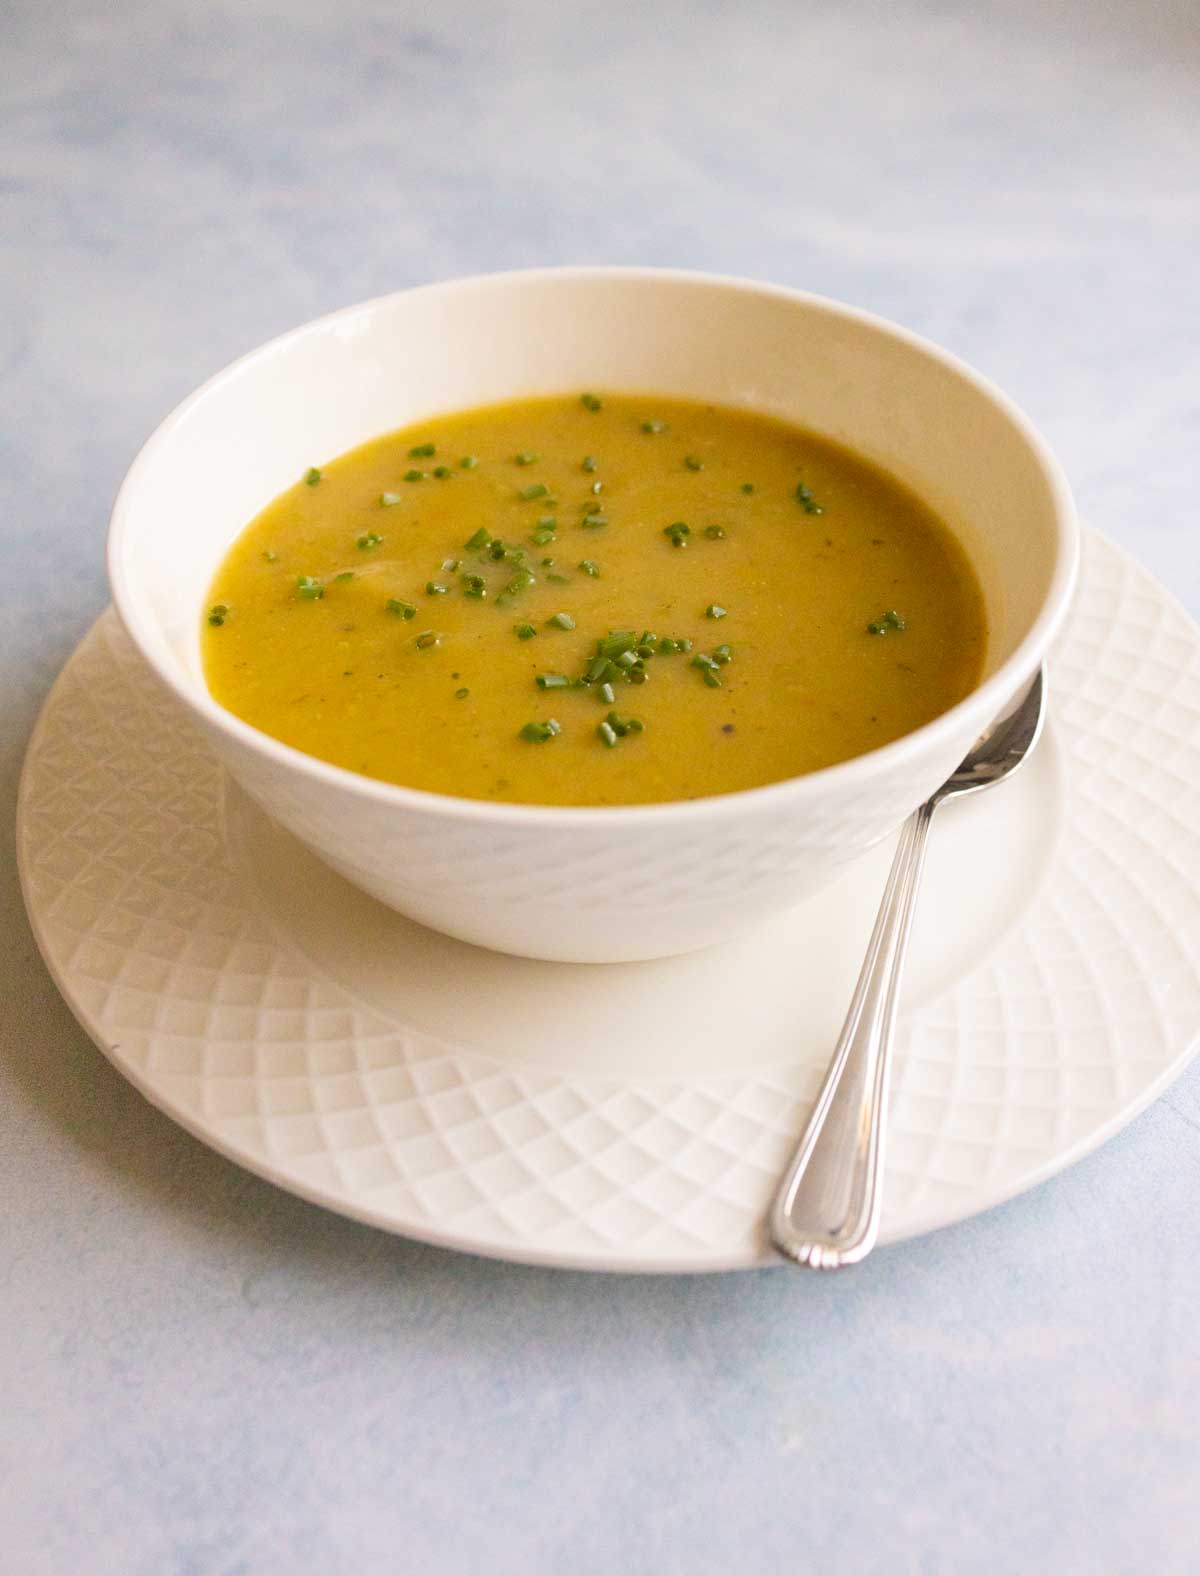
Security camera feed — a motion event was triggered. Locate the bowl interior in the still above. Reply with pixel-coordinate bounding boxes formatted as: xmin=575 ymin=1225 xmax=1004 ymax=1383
xmin=111 ymin=269 xmax=1071 ymax=715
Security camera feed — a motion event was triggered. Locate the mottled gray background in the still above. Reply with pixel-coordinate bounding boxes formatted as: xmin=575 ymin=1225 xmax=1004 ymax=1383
xmin=3 ymin=2 xmax=1199 ymax=1572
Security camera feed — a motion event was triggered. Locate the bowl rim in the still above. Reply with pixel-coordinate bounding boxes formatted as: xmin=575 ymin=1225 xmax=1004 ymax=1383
xmin=108 ymin=264 xmax=1079 ymax=827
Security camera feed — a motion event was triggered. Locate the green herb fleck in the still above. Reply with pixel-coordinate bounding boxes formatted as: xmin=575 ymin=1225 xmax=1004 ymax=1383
xmin=379 ymin=492 xmax=403 ymax=508
xmin=334 ymin=571 xmax=355 ymax=582
xmin=520 ymin=719 xmax=562 ymax=743
xmin=740 ymin=482 xmax=755 ymax=494
xmin=578 ymin=559 xmax=600 ymax=577
xmin=207 ymin=603 xmax=228 ymax=626
xmin=262 ymin=550 xmax=278 ymax=563
xmin=598 ymin=720 xmax=618 ymax=748
xmin=704 ymin=525 xmax=726 ymax=540
xmin=581 ymin=455 xmax=597 ymax=473
xmin=404 ymin=469 xmax=426 ymax=483
xmin=386 ymin=598 xmax=417 ymax=619
xmin=464 ymin=527 xmax=491 ymax=550
xmin=547 ymin=612 xmax=576 ymax=631
xmin=641 ymin=419 xmax=667 ymax=434
xmin=795 ymin=482 xmax=824 ymax=515
xmin=663 ymin=521 xmax=691 ymax=547
xmin=357 ymin=532 xmax=383 ymax=550
xmin=454 ymin=687 xmax=470 ymax=699
xmin=415 ymin=630 xmax=441 ymax=650
xmin=426 ymin=581 xmax=450 ymax=595
xmin=867 ymin=609 xmax=907 ymax=635
xmin=580 ymin=393 xmax=602 ymax=411
xmin=409 ymin=442 xmax=436 ymax=458
xmin=304 ymin=467 xmax=322 ymax=486
xmin=459 ymin=455 xmax=478 ymax=470
xmin=433 ymin=465 xmax=452 ymax=479
xmin=514 ymin=622 xmax=537 ymax=641
xmin=684 ymin=455 xmax=703 ymax=471
xmin=531 ymin=528 xmax=557 ymax=547
xmin=295 ymin=576 xmax=324 ymax=600
xmin=537 ymin=672 xmax=571 ymax=690
xmin=515 ymin=451 xmax=538 ymax=466
xmin=705 ymin=604 xmax=728 ymax=620
xmin=518 ymin=482 xmax=549 ymax=502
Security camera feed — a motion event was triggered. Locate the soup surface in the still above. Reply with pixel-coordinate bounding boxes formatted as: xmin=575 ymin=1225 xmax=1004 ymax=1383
xmin=203 ymin=394 xmax=986 ymax=806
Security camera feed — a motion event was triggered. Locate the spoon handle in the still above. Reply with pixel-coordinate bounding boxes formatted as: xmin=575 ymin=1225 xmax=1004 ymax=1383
xmin=769 ymin=799 xmax=936 ymax=1268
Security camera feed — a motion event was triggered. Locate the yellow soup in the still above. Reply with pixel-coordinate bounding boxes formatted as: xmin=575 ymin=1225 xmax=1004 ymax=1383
xmin=203 ymin=394 xmax=987 ymax=806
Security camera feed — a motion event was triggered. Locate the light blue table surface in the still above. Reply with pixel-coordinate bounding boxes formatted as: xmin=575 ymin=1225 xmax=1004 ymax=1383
xmin=4 ymin=2 xmax=1199 ymax=1571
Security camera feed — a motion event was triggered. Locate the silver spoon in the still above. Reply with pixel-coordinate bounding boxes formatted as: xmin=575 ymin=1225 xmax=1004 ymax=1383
xmin=769 ymin=668 xmax=1047 ymax=1269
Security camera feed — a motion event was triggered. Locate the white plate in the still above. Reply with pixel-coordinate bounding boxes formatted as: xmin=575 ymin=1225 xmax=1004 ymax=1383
xmin=18 ymin=531 xmax=1200 ymax=1271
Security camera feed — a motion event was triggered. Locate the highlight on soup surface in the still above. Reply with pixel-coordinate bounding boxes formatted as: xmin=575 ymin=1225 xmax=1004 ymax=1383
xmin=202 ymin=392 xmax=987 ymax=807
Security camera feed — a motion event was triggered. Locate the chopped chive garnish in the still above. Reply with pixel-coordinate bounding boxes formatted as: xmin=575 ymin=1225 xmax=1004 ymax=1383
xmin=867 ymin=609 xmax=907 ymax=635
xmin=657 ymin=637 xmax=678 ymax=654
xmin=531 ymin=528 xmax=557 ymax=547
xmin=442 ymin=557 xmax=461 ymax=573
xmin=597 ymin=631 xmax=636 ymax=659
xmin=514 ymin=622 xmax=537 ymax=640
xmin=304 ymin=467 xmax=322 ymax=486
xmin=409 ymin=442 xmax=436 ymax=458
xmin=705 ymin=604 xmax=728 ymax=620
xmin=462 ymin=574 xmax=487 ymax=598
xmin=487 ymin=540 xmax=508 ymax=560
xmin=459 ymin=455 xmax=478 ymax=469
xmin=506 ymin=568 xmax=536 ymax=595
xmin=740 ymin=482 xmax=755 ymax=494
xmin=704 ymin=525 xmax=726 ymax=539
xmin=578 ymin=559 xmax=600 ymax=577
xmin=590 ymin=480 xmax=603 ymax=494
xmin=426 ymin=581 xmax=449 ymax=595
xmin=404 ymin=470 xmax=426 ymax=483
xmin=684 ymin=455 xmax=703 ymax=471
xmin=702 ymin=668 xmax=722 ymax=688
xmin=415 ymin=630 xmax=441 ymax=650
xmin=712 ymin=643 xmax=733 ymax=664
xmin=692 ymin=653 xmax=717 ymax=670
xmin=514 ymin=451 xmax=538 ymax=466
xmin=518 ymin=482 xmax=549 ymax=501
xmin=599 ymin=681 xmax=615 ymax=704
xmin=262 ymin=550 xmax=278 ymax=562
xmin=641 ymin=419 xmax=667 ymax=434
xmin=520 ymin=719 xmax=562 ymax=742
xmin=663 ymin=521 xmax=691 ymax=547
xmin=454 ymin=687 xmax=469 ymax=699
xmin=581 ymin=455 xmax=597 ymax=473
xmin=580 ymin=393 xmax=602 ymax=411
xmin=464 ymin=527 xmax=491 ymax=550
xmin=537 ymin=672 xmax=571 ymax=690
xmin=379 ymin=492 xmax=403 ymax=507
xmin=334 ymin=571 xmax=355 ymax=582
xmin=547 ymin=572 xmax=570 ymax=585
xmin=581 ymin=513 xmax=608 ymax=529
xmin=536 ymin=514 xmax=557 ymax=529
xmin=207 ymin=603 xmax=228 ymax=626
xmin=598 ymin=720 xmax=618 ymax=748
xmin=433 ymin=465 xmax=452 ymax=479
xmin=386 ymin=598 xmax=417 ymax=619
xmin=677 ymin=637 xmax=693 ymax=652
xmin=547 ymin=612 xmax=576 ymax=631
xmin=295 ymin=576 xmax=324 ymax=599
xmin=795 ymin=482 xmax=824 ymax=514
xmin=357 ymin=532 xmax=383 ymax=550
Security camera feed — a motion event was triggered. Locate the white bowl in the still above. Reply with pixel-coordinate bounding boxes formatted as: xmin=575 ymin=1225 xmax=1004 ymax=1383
xmin=108 ymin=268 xmax=1078 ymax=963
